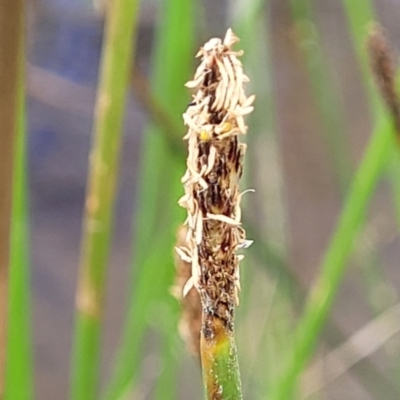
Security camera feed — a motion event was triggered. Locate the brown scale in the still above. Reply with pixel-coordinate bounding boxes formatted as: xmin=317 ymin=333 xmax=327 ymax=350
xmin=209 ymin=112 xmax=224 ymax=125
xmin=235 ymin=145 xmax=245 ymax=178
xmin=209 ymin=184 xmax=223 ymax=213
xmin=198 ymin=139 xmax=210 ymax=157
xmin=203 ymin=65 xmax=217 ymax=87
xmin=195 ymin=149 xmax=227 ymax=215
xmin=198 ymin=223 xmax=237 ymax=323
xmin=203 ymin=68 xmax=219 ymax=112
xmin=227 ymin=136 xmax=238 ymax=163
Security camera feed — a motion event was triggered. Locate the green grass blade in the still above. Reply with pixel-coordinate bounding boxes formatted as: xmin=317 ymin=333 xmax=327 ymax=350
xmin=70 ymin=1 xmax=140 ymax=399
xmin=0 ymin=1 xmax=25 ymax=396
xmin=5 ymin=18 xmax=33 ymax=399
xmin=390 ymin=153 xmax=400 ymax=226
xmin=103 ymin=1 xmax=194 ymax=399
xmin=269 ymin=111 xmax=395 ymax=399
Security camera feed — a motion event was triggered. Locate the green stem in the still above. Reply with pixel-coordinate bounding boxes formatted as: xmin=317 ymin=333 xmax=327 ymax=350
xmin=201 ymin=316 xmax=243 ymax=400
xmin=6 ymin=11 xmax=33 ymax=400
xmin=70 ymin=1 xmax=140 ymax=399
xmin=390 ymin=152 xmax=400 ymax=226
xmin=0 ymin=1 xmax=24 ymax=397
xmin=270 ymin=111 xmax=395 ymax=399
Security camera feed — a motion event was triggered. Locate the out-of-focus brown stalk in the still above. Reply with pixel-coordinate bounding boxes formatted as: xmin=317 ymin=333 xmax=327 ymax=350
xmin=131 ymin=70 xmax=184 ymax=156
xmin=368 ymin=24 xmax=400 ymax=139
xmin=0 ymin=1 xmax=24 ymax=396
xmin=172 ymin=226 xmax=202 ymax=355
xmin=176 ymin=29 xmax=254 ymax=400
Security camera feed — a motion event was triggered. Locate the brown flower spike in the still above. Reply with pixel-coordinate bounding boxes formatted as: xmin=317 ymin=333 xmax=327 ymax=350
xmin=176 ymin=29 xmax=254 ymax=348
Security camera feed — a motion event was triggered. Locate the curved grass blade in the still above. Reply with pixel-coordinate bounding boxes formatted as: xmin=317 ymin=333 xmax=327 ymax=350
xmin=269 ymin=110 xmax=396 ymax=399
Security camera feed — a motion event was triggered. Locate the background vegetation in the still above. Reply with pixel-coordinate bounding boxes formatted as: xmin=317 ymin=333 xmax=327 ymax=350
xmin=1 ymin=0 xmax=400 ymax=399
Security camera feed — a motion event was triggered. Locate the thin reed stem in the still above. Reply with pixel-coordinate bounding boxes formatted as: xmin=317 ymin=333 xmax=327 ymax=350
xmin=6 ymin=10 xmax=34 ymax=400
xmin=70 ymin=1 xmax=140 ymax=399
xmin=0 ymin=1 xmax=24 ymax=397
xmin=269 ymin=110 xmax=396 ymax=399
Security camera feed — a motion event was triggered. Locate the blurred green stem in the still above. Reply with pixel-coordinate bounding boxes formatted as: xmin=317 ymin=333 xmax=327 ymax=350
xmin=70 ymin=1 xmax=140 ymax=399
xmin=103 ymin=1 xmax=193 ymax=399
xmin=5 ymin=10 xmax=34 ymax=400
xmin=270 ymin=111 xmax=396 ymax=399
xmin=0 ymin=1 xmax=24 ymax=397
xmin=390 ymin=153 xmax=400 ymax=225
